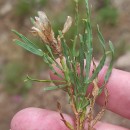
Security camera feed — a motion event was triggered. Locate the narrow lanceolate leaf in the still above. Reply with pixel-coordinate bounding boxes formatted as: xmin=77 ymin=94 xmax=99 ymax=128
xmin=79 ymin=34 xmax=85 ymax=78
xmin=89 ymin=26 xmax=106 ymax=84
xmin=109 ymin=41 xmax=114 ymax=53
xmin=97 ymin=25 xmax=106 ymax=49
xmin=72 ymin=35 xmax=78 ymax=57
xmin=12 ymin=30 xmax=40 ymax=50
xmin=104 ymin=41 xmax=114 ymax=83
xmin=84 ymin=1 xmax=93 ymax=83
xmin=97 ymin=28 xmax=114 ymax=85
xmin=12 ymin=30 xmax=43 ymax=56
xmin=89 ymin=55 xmax=106 ymax=84
xmin=14 ymin=39 xmax=43 ymax=56
xmin=26 ymin=75 xmax=65 ymax=83
xmin=98 ymin=41 xmax=114 ymax=94
xmin=44 ymin=84 xmax=67 ymax=91
xmin=84 ymin=21 xmax=93 ymax=84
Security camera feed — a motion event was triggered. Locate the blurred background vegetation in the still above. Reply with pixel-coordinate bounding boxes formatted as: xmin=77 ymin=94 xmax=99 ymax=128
xmin=0 ymin=0 xmax=130 ymax=129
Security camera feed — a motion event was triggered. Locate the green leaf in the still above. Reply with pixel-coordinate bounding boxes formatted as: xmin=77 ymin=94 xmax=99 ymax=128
xmin=26 ymin=75 xmax=66 ymax=83
xmin=97 ymin=25 xmax=106 ymax=49
xmin=104 ymin=41 xmax=114 ymax=83
xmin=72 ymin=35 xmax=78 ymax=57
xmin=44 ymin=84 xmax=67 ymax=91
xmin=98 ymin=42 xmax=114 ymax=95
xmin=109 ymin=41 xmax=114 ymax=53
xmin=84 ymin=15 xmax=93 ymax=84
xmin=12 ymin=30 xmax=43 ymax=56
xmin=79 ymin=34 xmax=85 ymax=78
xmin=88 ymin=25 xmax=107 ymax=84
xmin=89 ymin=55 xmax=106 ymax=83
xmin=14 ymin=39 xmax=43 ymax=56
xmin=12 ymin=30 xmax=40 ymax=50
xmin=84 ymin=48 xmax=93 ymax=82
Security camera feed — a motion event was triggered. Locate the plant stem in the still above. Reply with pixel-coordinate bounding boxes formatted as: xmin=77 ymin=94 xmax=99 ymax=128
xmin=76 ymin=113 xmax=80 ymax=130
xmin=69 ymin=87 xmax=84 ymax=130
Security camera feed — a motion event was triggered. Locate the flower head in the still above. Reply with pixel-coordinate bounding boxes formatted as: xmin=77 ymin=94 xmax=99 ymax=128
xmin=31 ymin=11 xmax=56 ymax=45
xmin=31 ymin=11 xmax=72 ymax=57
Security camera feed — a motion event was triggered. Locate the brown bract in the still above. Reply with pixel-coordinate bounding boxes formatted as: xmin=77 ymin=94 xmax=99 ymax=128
xmin=31 ymin=11 xmax=72 ymax=56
